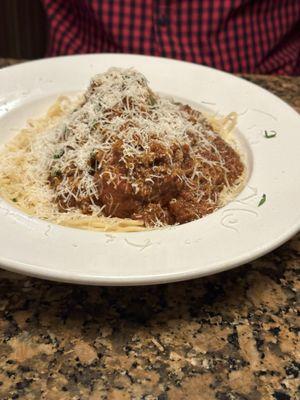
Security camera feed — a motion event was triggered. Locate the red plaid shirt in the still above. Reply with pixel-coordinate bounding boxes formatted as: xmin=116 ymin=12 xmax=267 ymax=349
xmin=42 ymin=0 xmax=300 ymax=75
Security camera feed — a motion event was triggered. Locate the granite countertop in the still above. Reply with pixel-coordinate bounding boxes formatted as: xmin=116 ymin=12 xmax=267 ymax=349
xmin=0 ymin=59 xmax=299 ymax=400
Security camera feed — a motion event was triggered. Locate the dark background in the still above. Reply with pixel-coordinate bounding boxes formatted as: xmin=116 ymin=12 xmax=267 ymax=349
xmin=0 ymin=0 xmax=46 ymax=59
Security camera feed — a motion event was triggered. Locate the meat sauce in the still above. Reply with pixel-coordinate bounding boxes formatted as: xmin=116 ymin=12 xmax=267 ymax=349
xmin=49 ymin=102 xmax=244 ymax=227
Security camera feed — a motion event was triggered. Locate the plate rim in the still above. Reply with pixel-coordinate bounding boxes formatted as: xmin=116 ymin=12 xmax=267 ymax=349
xmin=0 ymin=220 xmax=299 ymax=285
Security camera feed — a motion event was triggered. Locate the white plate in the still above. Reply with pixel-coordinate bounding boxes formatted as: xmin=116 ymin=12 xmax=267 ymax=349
xmin=0 ymin=54 xmax=299 ymax=285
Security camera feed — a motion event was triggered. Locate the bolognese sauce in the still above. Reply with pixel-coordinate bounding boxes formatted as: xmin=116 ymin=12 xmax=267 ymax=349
xmin=47 ymin=68 xmax=244 ymax=227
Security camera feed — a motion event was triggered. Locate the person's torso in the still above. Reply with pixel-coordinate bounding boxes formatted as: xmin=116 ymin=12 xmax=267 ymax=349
xmin=43 ymin=0 xmax=300 ymax=74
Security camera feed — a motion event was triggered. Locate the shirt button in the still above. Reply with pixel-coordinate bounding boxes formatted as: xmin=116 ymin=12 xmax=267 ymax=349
xmin=158 ymin=15 xmax=169 ymax=26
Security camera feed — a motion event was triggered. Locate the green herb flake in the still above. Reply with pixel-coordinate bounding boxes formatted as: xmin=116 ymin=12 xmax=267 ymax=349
xmin=91 ymin=120 xmax=99 ymax=130
xmin=264 ymin=130 xmax=277 ymax=139
xmin=53 ymin=149 xmax=64 ymax=159
xmin=51 ymin=169 xmax=62 ymax=178
xmin=148 ymin=91 xmax=157 ymax=107
xmin=258 ymin=194 xmax=266 ymax=207
xmin=12 ymin=198 xmax=17 ymax=203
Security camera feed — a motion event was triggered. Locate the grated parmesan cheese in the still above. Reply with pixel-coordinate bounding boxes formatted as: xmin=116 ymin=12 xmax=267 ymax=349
xmin=0 ymin=68 xmax=245 ymax=229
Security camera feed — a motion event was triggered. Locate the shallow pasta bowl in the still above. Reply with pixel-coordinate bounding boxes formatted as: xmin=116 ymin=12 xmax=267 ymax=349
xmin=0 ymin=54 xmax=299 ymax=285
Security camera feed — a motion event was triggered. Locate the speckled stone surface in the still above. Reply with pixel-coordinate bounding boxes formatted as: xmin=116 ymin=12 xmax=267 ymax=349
xmin=0 ymin=59 xmax=299 ymax=400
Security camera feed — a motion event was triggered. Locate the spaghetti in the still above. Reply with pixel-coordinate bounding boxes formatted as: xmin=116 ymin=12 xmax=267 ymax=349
xmin=0 ymin=68 xmax=245 ymax=232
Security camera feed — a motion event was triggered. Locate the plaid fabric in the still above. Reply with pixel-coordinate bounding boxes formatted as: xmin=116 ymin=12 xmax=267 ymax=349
xmin=42 ymin=0 xmax=300 ymax=75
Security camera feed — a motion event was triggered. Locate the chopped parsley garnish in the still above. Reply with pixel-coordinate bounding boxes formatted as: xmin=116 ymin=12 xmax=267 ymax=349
xmin=53 ymin=149 xmax=64 ymax=159
xmin=52 ymin=169 xmax=62 ymax=177
xmin=258 ymin=194 xmax=266 ymax=207
xmin=12 ymin=198 xmax=17 ymax=202
xmin=148 ymin=94 xmax=157 ymax=107
xmin=91 ymin=120 xmax=99 ymax=130
xmin=264 ymin=130 xmax=277 ymax=139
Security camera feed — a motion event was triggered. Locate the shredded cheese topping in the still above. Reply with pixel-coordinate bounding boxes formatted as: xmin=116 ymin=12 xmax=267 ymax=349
xmin=0 ymin=68 xmax=245 ymax=230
